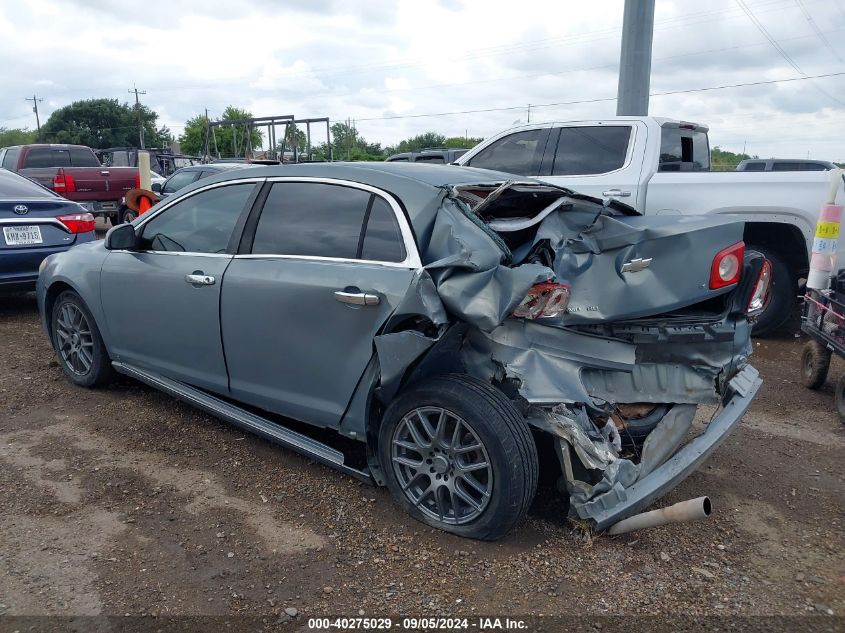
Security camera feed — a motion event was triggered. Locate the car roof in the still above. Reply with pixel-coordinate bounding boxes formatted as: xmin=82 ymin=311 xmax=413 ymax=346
xmin=181 ymin=162 xmax=529 ymax=229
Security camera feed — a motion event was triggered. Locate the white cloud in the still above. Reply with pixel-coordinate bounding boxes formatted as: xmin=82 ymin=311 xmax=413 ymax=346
xmin=0 ymin=0 xmax=843 ymax=160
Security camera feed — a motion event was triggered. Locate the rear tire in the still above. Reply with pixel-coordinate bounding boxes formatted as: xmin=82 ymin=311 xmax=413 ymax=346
xmin=378 ymin=374 xmax=538 ymax=540
xmin=747 ymin=246 xmax=794 ymax=336
xmin=800 ymin=340 xmax=831 ymax=390
xmin=51 ymin=290 xmax=113 ymax=388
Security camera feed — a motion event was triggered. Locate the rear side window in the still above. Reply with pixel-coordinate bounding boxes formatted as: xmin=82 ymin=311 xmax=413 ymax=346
xmin=741 ymin=162 xmax=765 ymax=171
xmin=659 ymin=128 xmax=710 ymax=172
xmin=69 ymin=148 xmax=100 ymax=167
xmin=163 ymin=170 xmax=200 ymax=194
xmin=1 ymin=147 xmax=19 ymax=170
xmin=467 ymin=129 xmax=549 ymax=176
xmin=24 ymin=148 xmax=71 ymax=168
xmin=415 ymin=155 xmax=445 ymax=164
xmin=772 ymin=161 xmax=828 ymax=171
xmin=139 ymin=183 xmax=255 ymax=253
xmin=360 ymin=197 xmax=405 ymax=262
xmin=252 ymin=182 xmax=371 ymax=258
xmin=551 ymin=126 xmax=631 ymax=175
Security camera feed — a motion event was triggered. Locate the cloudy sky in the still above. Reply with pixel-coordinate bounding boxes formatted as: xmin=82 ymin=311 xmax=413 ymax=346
xmin=1 ymin=0 xmax=844 ymax=161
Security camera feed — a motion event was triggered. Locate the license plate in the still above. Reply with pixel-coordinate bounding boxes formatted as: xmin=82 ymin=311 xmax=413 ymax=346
xmin=3 ymin=225 xmax=43 ymax=246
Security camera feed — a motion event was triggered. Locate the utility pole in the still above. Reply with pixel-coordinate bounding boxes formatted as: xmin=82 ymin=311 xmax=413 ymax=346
xmin=25 ymin=95 xmax=43 ymax=141
xmin=128 ymin=84 xmax=147 ymax=148
xmin=616 ymin=0 xmax=655 ymax=116
xmin=527 ymin=104 xmax=531 ymax=123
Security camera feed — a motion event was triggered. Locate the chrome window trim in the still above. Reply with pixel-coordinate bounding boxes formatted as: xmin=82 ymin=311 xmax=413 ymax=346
xmin=243 ymin=176 xmax=422 ymax=269
xmin=129 ymin=178 xmax=266 ymax=256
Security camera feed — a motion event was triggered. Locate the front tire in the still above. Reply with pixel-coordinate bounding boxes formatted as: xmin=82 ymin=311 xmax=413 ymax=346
xmin=747 ymin=246 xmax=794 ymax=336
xmin=378 ymin=374 xmax=538 ymax=540
xmin=51 ymin=290 xmax=113 ymax=387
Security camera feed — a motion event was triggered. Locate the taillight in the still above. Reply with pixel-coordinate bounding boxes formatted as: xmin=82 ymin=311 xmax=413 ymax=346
xmin=135 ymin=172 xmax=141 ymax=189
xmin=57 ymin=212 xmax=95 ymax=234
xmin=52 ymin=172 xmax=76 ymax=193
xmin=746 ymin=259 xmax=772 ymax=317
xmin=709 ymin=241 xmax=744 ymax=289
xmin=512 ymin=282 xmax=571 ymax=319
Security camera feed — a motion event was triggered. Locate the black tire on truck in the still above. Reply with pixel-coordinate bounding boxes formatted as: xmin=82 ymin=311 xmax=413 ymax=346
xmin=378 ymin=374 xmax=538 ymax=540
xmin=119 ymin=206 xmax=138 ymax=224
xmin=746 ymin=245 xmax=795 ymax=336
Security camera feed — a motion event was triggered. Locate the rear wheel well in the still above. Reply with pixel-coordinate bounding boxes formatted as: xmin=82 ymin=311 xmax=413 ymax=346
xmin=743 ymin=222 xmax=808 ymax=277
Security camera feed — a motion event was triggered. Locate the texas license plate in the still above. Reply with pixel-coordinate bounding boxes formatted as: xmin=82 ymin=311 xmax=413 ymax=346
xmin=3 ymin=225 xmax=43 ymax=245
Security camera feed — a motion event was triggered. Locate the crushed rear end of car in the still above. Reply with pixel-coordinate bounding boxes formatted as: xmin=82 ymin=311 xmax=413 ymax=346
xmin=374 ymin=179 xmax=766 ymax=531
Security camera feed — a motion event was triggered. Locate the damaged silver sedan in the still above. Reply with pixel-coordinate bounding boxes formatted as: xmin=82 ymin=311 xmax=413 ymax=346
xmin=36 ymin=163 xmax=766 ymax=540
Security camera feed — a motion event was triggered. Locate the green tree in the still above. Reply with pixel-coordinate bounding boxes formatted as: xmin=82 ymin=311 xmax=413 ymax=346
xmin=328 ymin=122 xmax=384 ymax=161
xmin=179 ymin=106 xmax=263 ymax=158
xmin=40 ymin=98 xmax=172 ymax=149
xmin=444 ymin=135 xmax=483 ymax=149
xmin=0 ymin=127 xmax=37 ymax=147
xmin=710 ymin=146 xmax=757 ymax=171
xmin=396 ymin=132 xmax=447 ymax=153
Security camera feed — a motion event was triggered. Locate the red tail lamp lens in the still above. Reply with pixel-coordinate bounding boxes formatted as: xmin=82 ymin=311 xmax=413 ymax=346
xmin=710 ymin=241 xmax=744 ymax=289
xmin=57 ymin=212 xmax=95 ymax=234
xmin=512 ymin=282 xmax=572 ymax=319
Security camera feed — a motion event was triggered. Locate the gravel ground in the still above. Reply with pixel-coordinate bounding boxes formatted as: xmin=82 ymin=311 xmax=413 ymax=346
xmin=0 ymin=292 xmax=843 ymax=631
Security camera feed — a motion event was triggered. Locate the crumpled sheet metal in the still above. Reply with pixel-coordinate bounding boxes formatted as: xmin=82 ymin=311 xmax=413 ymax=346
xmin=530 ymin=404 xmax=698 ymax=521
xmin=462 ymin=319 xmax=635 ymax=404
xmin=421 ymin=197 xmax=553 ymax=332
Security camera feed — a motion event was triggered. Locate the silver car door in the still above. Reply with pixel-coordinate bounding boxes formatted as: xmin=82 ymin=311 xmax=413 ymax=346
xmin=100 ymin=181 xmax=260 ymax=394
xmin=220 ymin=180 xmax=420 ymax=428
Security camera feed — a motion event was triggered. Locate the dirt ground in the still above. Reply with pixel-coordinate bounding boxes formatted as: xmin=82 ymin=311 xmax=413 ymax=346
xmin=0 ymin=292 xmax=843 ymax=631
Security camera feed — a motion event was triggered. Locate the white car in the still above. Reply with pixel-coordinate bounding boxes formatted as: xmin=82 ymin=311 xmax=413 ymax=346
xmin=456 ymin=117 xmax=845 ymax=334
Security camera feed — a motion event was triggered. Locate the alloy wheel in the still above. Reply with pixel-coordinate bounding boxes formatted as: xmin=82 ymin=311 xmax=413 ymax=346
xmin=55 ymin=303 xmax=94 ymax=376
xmin=391 ymin=406 xmax=493 ymax=525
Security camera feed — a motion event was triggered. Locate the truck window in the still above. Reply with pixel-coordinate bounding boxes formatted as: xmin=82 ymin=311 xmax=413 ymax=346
xmin=659 ymin=128 xmax=710 ymax=172
xmin=69 ymin=148 xmax=100 ymax=167
xmin=24 ymin=147 xmax=71 ymax=168
xmin=467 ymin=129 xmax=550 ymax=176
xmin=772 ymin=161 xmax=827 ymax=171
xmin=741 ymin=162 xmax=765 ymax=171
xmin=551 ymin=126 xmax=631 ymax=175
xmin=2 ymin=147 xmax=20 ymax=170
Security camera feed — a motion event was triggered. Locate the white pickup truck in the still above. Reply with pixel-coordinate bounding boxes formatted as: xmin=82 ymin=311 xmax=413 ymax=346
xmin=455 ymin=116 xmax=844 ymax=334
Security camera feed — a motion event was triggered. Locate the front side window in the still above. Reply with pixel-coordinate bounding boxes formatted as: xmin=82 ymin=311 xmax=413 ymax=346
xmin=467 ymin=129 xmax=549 ymax=176
xmin=139 ymin=183 xmax=255 ymax=253
xmin=551 ymin=126 xmax=631 ymax=175
xmin=163 ymin=170 xmax=200 ymax=194
xmin=251 ymin=182 xmax=372 ymax=259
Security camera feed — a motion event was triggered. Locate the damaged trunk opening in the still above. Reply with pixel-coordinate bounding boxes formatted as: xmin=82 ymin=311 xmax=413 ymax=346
xmin=371 ymin=178 xmax=765 ymax=533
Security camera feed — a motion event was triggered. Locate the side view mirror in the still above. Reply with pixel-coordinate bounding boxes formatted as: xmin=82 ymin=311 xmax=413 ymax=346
xmin=151 ymin=182 xmax=162 ymax=193
xmin=105 ymin=223 xmax=138 ymax=250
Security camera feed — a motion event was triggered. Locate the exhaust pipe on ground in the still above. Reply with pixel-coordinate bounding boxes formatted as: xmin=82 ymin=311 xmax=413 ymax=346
xmin=606 ymin=496 xmax=712 ymax=536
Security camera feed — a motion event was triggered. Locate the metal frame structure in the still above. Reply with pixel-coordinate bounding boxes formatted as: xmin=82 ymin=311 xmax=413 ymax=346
xmin=203 ymin=115 xmax=332 ymax=163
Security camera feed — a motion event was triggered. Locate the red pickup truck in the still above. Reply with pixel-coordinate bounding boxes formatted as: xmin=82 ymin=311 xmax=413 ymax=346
xmin=0 ymin=144 xmax=138 ymax=223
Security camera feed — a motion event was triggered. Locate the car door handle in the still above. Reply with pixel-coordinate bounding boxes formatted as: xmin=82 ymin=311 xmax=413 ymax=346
xmin=602 ymin=189 xmax=631 ymax=197
xmin=100 ymin=170 xmax=110 ymax=176
xmin=185 ymin=273 xmax=215 ymax=286
xmin=334 ymin=291 xmax=380 ymax=306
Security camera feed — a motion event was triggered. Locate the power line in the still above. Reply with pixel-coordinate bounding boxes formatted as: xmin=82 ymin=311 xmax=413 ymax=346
xmin=735 ymin=0 xmax=845 ymax=106
xmin=24 ymin=95 xmax=43 ymax=140
xmin=794 ymin=0 xmax=843 ymax=61
xmin=128 ymin=84 xmax=147 ymax=148
xmin=351 ymin=71 xmax=845 ymax=122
